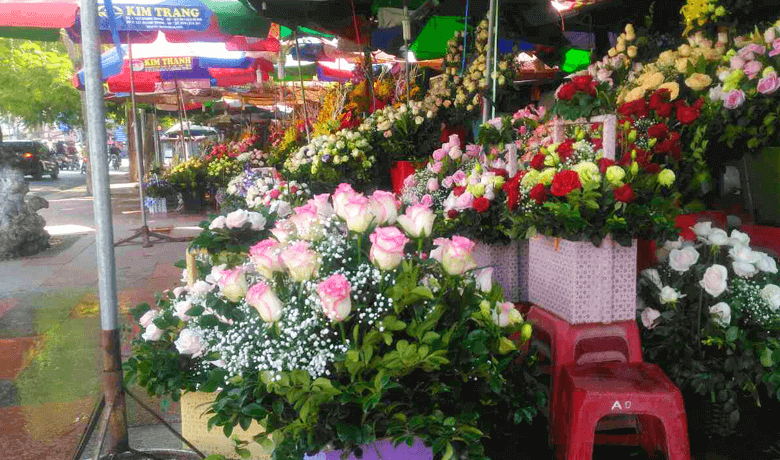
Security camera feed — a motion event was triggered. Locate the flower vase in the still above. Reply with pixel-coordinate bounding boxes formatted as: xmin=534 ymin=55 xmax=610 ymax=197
xmin=180 ymin=391 xmax=269 ymax=458
xmin=472 ymin=240 xmax=529 ymax=303
xmin=527 ymin=235 xmax=637 ymax=324
xmin=145 ymin=197 xmax=167 ymax=214
xmin=390 ymin=161 xmax=417 ymax=195
xmin=303 ymin=439 xmax=432 ymax=460
xmin=440 ymin=124 xmax=468 ymax=149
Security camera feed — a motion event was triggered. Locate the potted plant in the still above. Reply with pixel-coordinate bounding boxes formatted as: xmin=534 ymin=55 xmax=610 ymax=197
xmin=125 ymin=185 xmax=544 ymax=460
xmin=167 ymin=158 xmax=208 ymax=213
xmin=637 ymin=221 xmax=780 ymax=437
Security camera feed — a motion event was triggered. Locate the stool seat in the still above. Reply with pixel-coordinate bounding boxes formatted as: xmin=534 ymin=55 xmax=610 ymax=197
xmin=555 ymin=362 xmax=690 ymax=460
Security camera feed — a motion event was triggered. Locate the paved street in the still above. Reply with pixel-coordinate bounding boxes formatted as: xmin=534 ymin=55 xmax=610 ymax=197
xmin=0 ymin=162 xmax=206 ymax=459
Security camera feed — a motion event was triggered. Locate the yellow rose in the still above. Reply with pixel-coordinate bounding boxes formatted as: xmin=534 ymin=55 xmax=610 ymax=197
xmin=641 ymin=72 xmax=665 ymax=90
xmin=685 ymin=73 xmax=713 ymax=91
xmin=625 ymin=24 xmax=635 ymax=36
xmin=539 ymin=168 xmax=556 ymax=186
xmin=657 ymin=82 xmax=680 ymax=100
xmin=625 ymin=86 xmax=646 ymax=103
xmin=626 ymin=31 xmax=636 ymax=41
xmin=678 ymin=44 xmax=692 ymax=57
xmin=658 ymin=50 xmax=678 ymax=67
xmin=616 ymin=42 xmax=626 ymax=53
xmin=627 ymin=46 xmax=638 ymax=58
xmin=675 ymin=58 xmax=690 ymax=74
xmin=605 ymin=166 xmax=626 ymax=186
xmin=468 ymin=183 xmax=486 ymax=197
xmin=608 ymin=48 xmax=617 ymax=57
xmin=573 ymin=162 xmax=601 ymax=185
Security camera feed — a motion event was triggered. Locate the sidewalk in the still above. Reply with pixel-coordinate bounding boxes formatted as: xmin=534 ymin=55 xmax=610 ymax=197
xmin=0 ymin=170 xmax=206 ymax=459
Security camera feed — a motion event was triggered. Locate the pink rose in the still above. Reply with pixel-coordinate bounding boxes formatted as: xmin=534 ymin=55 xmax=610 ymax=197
xmin=249 ymin=239 xmax=284 ymax=279
xmin=280 ymin=241 xmax=320 ymax=282
xmin=247 ymin=212 xmax=266 ymax=231
xmin=190 ymin=280 xmax=213 ymax=296
xmin=139 ymin=310 xmax=158 ymax=328
xmin=173 ymin=286 xmax=187 ymax=298
xmin=420 ymin=195 xmax=434 ymax=207
xmin=290 ymin=203 xmax=322 ymax=240
xmin=218 ymin=267 xmax=248 ymax=302
xmin=723 ymin=89 xmax=746 ymax=109
xmin=452 ymin=170 xmax=467 ymax=184
xmin=770 ymin=38 xmax=780 ymax=57
xmin=448 ymin=134 xmax=461 ymax=147
xmin=432 ymin=148 xmax=446 ymax=161
xmin=270 ymin=220 xmax=295 ymax=243
xmin=764 ymin=27 xmax=776 ymax=45
xmin=317 ymin=274 xmax=352 ymax=322
xmin=174 ymin=299 xmax=193 ymax=322
xmin=744 ymin=60 xmax=764 ymax=79
xmin=431 ymin=236 xmax=477 ymax=276
xmin=369 ymin=226 xmax=409 ymax=270
xmin=370 ymin=190 xmax=398 ymax=225
xmin=699 ymin=264 xmax=728 ymax=297
xmin=641 ymin=308 xmax=661 ymax=330
xmin=403 ymin=174 xmax=418 ymax=190
xmin=475 ymin=268 xmax=493 ymax=293
xmin=142 ymin=323 xmax=163 ymax=341
xmin=465 ymin=144 xmax=482 ymax=158
xmin=309 ymin=194 xmax=335 ymax=219
xmin=429 ymin=162 xmax=443 ymax=173
xmin=448 ymin=146 xmax=462 ymax=160
xmin=225 ymin=209 xmax=250 ymax=229
xmin=730 ymin=56 xmax=746 ymax=69
xmin=739 ymin=44 xmax=766 ymax=56
xmin=442 ymin=176 xmax=454 ymax=188
xmin=333 ymin=183 xmax=357 ymax=219
xmin=493 ymin=302 xmax=522 ymax=327
xmin=246 ymin=282 xmax=284 ymax=323
xmin=174 ymin=329 xmax=204 ymax=357
xmin=758 ymin=72 xmax=780 ymax=94
xmin=427 ymin=178 xmax=440 ymax=192
xmin=397 ymin=203 xmax=435 ymax=238
xmin=669 ymin=246 xmax=700 ymax=272
xmin=342 ymin=193 xmax=373 ymax=233
xmin=454 ymin=192 xmax=475 ymax=211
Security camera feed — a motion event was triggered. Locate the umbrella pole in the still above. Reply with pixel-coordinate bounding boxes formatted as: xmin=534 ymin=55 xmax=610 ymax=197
xmin=115 ymin=35 xmax=189 ymax=248
xmin=403 ymin=2 xmax=410 ymax=105
xmin=293 ymin=29 xmax=310 ymax=144
xmin=481 ymin=0 xmax=496 ymax=123
xmin=490 ymin=0 xmax=499 ymax=119
xmin=179 ymin=85 xmax=193 ymax=157
xmin=79 ymin=0 xmax=128 ymax=454
xmin=174 ymin=79 xmax=187 ymax=160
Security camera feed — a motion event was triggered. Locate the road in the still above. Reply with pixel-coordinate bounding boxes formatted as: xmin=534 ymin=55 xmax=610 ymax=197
xmin=26 ymin=159 xmax=128 ymax=202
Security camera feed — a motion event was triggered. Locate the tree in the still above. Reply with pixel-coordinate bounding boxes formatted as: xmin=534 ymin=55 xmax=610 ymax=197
xmin=0 ymin=38 xmax=82 ymax=129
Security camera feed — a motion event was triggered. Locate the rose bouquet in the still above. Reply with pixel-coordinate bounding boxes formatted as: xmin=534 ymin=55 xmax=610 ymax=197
xmin=125 ymin=184 xmax=544 ymax=460
xmin=638 ymin=221 xmax=780 ymax=432
xmin=367 ymin=101 xmax=441 ymax=163
xmin=222 ymin=168 xmax=311 ymax=216
xmin=506 ymin=122 xmax=680 ymax=246
xmin=284 ymin=128 xmax=376 ymax=188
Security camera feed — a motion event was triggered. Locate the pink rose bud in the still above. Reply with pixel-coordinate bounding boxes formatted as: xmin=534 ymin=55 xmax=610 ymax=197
xmin=641 ymin=308 xmax=661 ymax=329
xmin=427 ymin=178 xmax=440 ymax=192
xmin=269 ymin=189 xmax=281 ymax=199
xmin=174 ymin=329 xmax=204 ymax=357
xmin=493 ymin=302 xmax=523 ymax=327
xmin=420 ymin=195 xmax=434 ymax=207
xmin=246 ymin=282 xmax=284 ymax=323
xmin=249 ymin=239 xmax=284 ymax=279
xmin=281 ymin=241 xmax=320 ymax=282
xmin=218 ymin=267 xmax=248 ymax=302
xmin=431 ymin=236 xmax=477 ymax=276
xmin=342 ymin=193 xmax=374 ymax=233
xmin=370 ymin=190 xmax=399 ymax=225
xmin=225 ymin=209 xmax=250 ymax=229
xmin=309 ymin=194 xmax=335 ymax=219
xmin=139 ymin=310 xmax=158 ymax=328
xmin=333 ymin=183 xmax=357 ymax=219
xmin=369 ymin=226 xmax=410 ymax=270
xmin=397 ymin=203 xmax=436 ymax=238
xmin=317 ymin=274 xmax=352 ymax=322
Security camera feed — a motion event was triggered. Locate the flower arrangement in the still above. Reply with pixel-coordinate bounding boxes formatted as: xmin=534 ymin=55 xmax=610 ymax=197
xmin=143 ymin=177 xmax=176 ymax=199
xmin=204 ymin=152 xmax=243 ymax=190
xmin=223 ymin=168 xmax=311 ymax=216
xmin=681 ymin=0 xmax=729 ymax=35
xmin=638 ymin=221 xmax=780 ymax=431
xmin=167 ymin=158 xmax=208 ymax=198
xmin=506 ymin=121 xmax=680 ymax=246
xmin=125 ymin=183 xmax=544 ymax=460
xmin=284 ymin=128 xmax=376 ymax=188
xmin=189 ymin=209 xmax=276 ymax=268
xmin=367 ymin=101 xmax=441 ymax=163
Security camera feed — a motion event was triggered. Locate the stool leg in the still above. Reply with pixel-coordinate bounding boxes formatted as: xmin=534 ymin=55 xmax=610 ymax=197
xmin=563 ymin=410 xmax=597 ymax=460
xmin=637 ymin=414 xmax=663 ymax=459
xmin=657 ymin=412 xmax=691 ymax=460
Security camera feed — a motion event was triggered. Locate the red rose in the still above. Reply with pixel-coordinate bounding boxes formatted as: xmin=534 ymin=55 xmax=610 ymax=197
xmin=572 ymin=75 xmax=593 ymax=92
xmin=675 ymin=214 xmax=697 ymax=241
xmin=647 ymin=123 xmax=669 ymax=140
xmin=550 ymin=170 xmax=582 ymax=196
xmin=557 ymin=139 xmax=575 ymax=162
xmin=643 ymin=163 xmax=660 ymax=174
xmin=655 ymin=102 xmax=673 ymax=118
xmin=591 ymin=137 xmax=603 ymax=150
xmin=529 ymin=183 xmax=548 ymax=204
xmin=617 ymin=99 xmax=649 ymax=118
xmin=473 ymin=197 xmax=491 ymax=213
xmin=557 ymin=83 xmax=576 ymax=101
xmin=649 ymin=89 xmax=671 ymax=110
xmin=490 ymin=168 xmax=509 ymax=178
xmin=598 ymin=158 xmax=615 ymax=173
xmin=676 ymin=100 xmax=701 ymax=125
xmin=503 ymin=174 xmax=522 ymax=211
xmin=530 ymin=154 xmax=546 ymax=170
xmin=447 ymin=209 xmax=460 ymax=219
xmin=619 ymin=152 xmax=632 ymax=166
xmin=613 ymin=183 xmax=636 ymax=203
xmin=453 ymin=186 xmax=466 ymax=197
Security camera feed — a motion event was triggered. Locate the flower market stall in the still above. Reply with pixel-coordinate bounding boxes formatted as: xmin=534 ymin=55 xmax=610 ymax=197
xmin=121 ymin=1 xmax=780 ymax=458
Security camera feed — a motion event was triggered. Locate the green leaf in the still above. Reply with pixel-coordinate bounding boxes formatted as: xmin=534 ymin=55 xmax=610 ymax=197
xmin=410 ymin=286 xmax=434 ymax=300
xmin=442 ymin=442 xmax=454 ymax=460
xmin=725 ymin=326 xmax=739 ymax=343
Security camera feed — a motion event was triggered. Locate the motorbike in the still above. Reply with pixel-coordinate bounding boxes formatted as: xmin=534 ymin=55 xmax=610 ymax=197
xmin=110 ymin=153 xmax=121 ymax=171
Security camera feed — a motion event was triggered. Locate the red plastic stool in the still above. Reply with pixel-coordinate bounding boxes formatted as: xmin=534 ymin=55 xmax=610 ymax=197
xmin=526 ymin=306 xmax=644 ymax=444
xmin=554 ymin=362 xmax=690 ymax=460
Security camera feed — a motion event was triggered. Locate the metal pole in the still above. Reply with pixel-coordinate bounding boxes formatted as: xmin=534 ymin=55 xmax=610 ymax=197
xmin=403 ymin=2 xmax=410 ymax=105
xmin=127 ymin=35 xmax=151 ymax=247
xmin=481 ymin=0 xmax=496 ymax=123
xmin=490 ymin=0 xmax=499 ymax=119
xmin=179 ymin=85 xmax=193 ymax=157
xmin=152 ymin=108 xmax=161 ymax=165
xmin=173 ymin=80 xmax=187 ymax=160
xmin=80 ymin=0 xmax=128 ymax=453
xmin=293 ymin=29 xmax=311 ymax=144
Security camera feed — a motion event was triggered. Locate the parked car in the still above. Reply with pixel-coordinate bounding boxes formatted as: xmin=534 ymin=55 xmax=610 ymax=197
xmin=1 ymin=140 xmax=59 ymax=179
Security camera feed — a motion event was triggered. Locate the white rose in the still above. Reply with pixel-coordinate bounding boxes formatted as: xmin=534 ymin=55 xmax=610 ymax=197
xmin=699 ymin=264 xmax=728 ymax=297
xmin=728 ymin=229 xmax=750 ymax=246
xmin=755 ymin=253 xmax=779 ymax=274
xmin=225 ymin=209 xmax=250 ymax=229
xmin=190 ymin=280 xmax=213 ymax=296
xmin=733 ymin=261 xmax=759 ymax=278
xmin=174 ymin=329 xmax=204 ymax=358
xmin=139 ymin=310 xmax=158 ymax=328
xmin=692 ymin=222 xmax=712 ymax=237
xmin=475 ymin=268 xmax=493 ymax=293
xmin=142 ymin=323 xmax=164 ymax=341
xmin=660 ymin=286 xmax=684 ymax=304
xmin=641 ymin=308 xmax=661 ymax=330
xmin=708 ymin=229 xmax=729 ymax=246
xmin=729 ymin=244 xmax=761 ymax=264
xmin=209 ymin=215 xmax=227 ymax=230
xmin=761 ymin=284 xmax=780 ymax=311
xmin=247 ymin=212 xmax=267 ymax=231
xmin=709 ymin=302 xmax=731 ymax=327
xmin=642 ymin=269 xmax=664 ymax=290
xmin=174 ymin=300 xmax=193 ymax=321
xmin=669 ymin=246 xmax=700 ymax=272
xmin=173 ymin=286 xmax=187 ymax=298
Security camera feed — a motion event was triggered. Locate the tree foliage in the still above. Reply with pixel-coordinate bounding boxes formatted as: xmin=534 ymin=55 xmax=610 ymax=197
xmin=0 ymin=38 xmax=82 ymax=128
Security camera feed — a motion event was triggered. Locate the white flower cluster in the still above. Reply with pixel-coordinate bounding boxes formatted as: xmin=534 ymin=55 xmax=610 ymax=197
xmin=225 ymin=168 xmax=311 ymax=214
xmin=285 ymin=129 xmax=374 ymax=175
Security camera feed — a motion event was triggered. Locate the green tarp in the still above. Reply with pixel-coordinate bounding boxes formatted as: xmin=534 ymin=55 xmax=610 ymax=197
xmin=561 ymin=48 xmax=592 ymax=73
xmin=409 ymin=16 xmax=465 ymax=60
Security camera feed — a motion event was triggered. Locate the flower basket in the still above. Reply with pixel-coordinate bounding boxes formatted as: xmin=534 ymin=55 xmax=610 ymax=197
xmin=145 ymin=197 xmax=167 ymax=214
xmin=180 ymin=391 xmax=269 ymax=459
xmin=472 ymin=240 xmax=529 ymax=303
xmin=528 ymin=235 xmax=637 ymax=324
xmin=390 ymin=161 xmax=418 ymax=195
xmin=303 ymin=439 xmax=432 ymax=460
